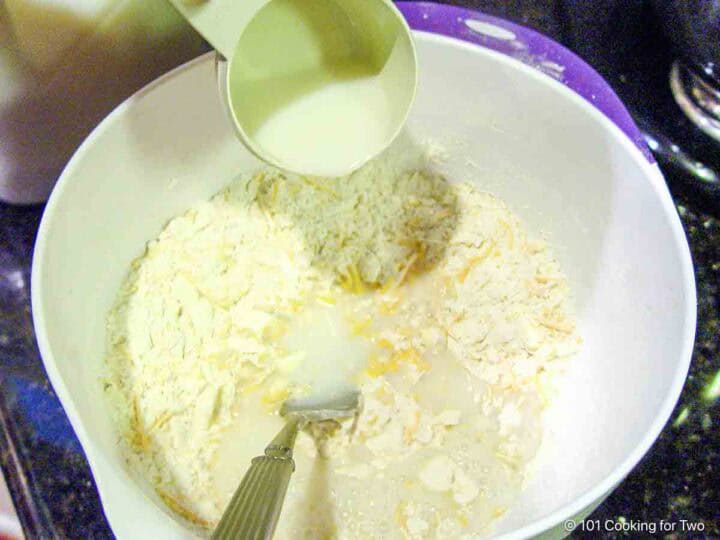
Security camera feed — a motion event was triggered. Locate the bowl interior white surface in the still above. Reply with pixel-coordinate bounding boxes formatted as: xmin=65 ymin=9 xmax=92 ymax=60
xmin=32 ymin=34 xmax=695 ymax=539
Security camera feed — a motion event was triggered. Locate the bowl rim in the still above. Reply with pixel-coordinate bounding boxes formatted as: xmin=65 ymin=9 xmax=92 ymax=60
xmin=396 ymin=1 xmax=656 ymax=164
xmin=31 ymin=24 xmax=697 ymax=540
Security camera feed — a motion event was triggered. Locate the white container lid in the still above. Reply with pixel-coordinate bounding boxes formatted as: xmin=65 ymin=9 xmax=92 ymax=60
xmin=0 ymin=474 xmax=22 ymax=539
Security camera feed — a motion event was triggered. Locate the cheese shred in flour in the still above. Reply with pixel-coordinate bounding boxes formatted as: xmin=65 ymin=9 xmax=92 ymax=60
xmin=104 ymin=148 xmax=579 ymax=538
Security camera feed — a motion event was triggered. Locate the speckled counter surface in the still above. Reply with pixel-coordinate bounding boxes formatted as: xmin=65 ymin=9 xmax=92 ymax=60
xmin=1 ymin=1 xmax=718 ymax=539
xmin=0 ymin=204 xmax=110 ymax=538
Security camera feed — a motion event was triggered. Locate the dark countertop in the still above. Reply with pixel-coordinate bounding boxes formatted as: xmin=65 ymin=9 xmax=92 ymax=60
xmin=1 ymin=1 xmax=718 ymax=538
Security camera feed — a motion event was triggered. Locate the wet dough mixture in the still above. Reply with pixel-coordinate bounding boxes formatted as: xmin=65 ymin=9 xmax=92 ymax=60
xmin=104 ymin=149 xmax=579 ymax=539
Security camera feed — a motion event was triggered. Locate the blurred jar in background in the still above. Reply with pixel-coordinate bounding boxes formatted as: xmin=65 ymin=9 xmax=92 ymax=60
xmin=654 ymin=0 xmax=720 ymax=142
xmin=0 ymin=0 xmax=206 ymax=204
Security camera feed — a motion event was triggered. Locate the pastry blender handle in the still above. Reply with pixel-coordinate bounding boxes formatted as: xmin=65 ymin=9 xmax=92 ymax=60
xmin=211 ymin=419 xmax=299 ymax=540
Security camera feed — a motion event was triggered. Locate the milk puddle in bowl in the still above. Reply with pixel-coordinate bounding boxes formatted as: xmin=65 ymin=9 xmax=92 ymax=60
xmin=103 ymin=146 xmax=580 ymax=538
xmin=281 ymin=303 xmax=369 ymax=403
xmin=210 ymin=301 xmax=368 ymax=502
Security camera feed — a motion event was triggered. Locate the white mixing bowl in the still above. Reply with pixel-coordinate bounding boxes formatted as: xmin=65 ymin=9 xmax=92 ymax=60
xmin=32 ymin=4 xmax=696 ymax=539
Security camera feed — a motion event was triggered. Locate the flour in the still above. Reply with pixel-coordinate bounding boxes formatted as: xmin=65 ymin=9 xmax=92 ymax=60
xmin=104 ymin=148 xmax=579 ymax=538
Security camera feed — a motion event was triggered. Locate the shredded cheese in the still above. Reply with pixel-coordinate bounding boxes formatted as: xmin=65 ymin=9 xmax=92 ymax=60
xmin=104 ymin=146 xmax=579 ymax=538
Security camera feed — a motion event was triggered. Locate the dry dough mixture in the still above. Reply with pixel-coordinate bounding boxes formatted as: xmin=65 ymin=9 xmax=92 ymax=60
xmin=104 ymin=150 xmax=579 ymax=539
